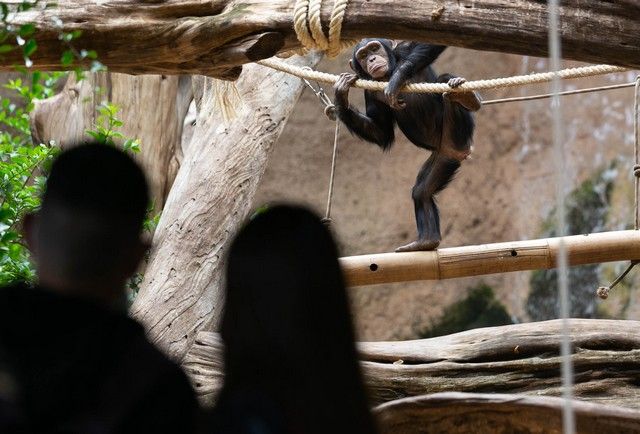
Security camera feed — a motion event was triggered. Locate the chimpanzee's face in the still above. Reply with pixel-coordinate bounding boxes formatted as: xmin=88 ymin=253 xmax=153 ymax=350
xmin=354 ymin=40 xmax=390 ymax=80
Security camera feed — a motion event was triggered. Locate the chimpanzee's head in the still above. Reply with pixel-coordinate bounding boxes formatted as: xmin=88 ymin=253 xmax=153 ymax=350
xmin=349 ymin=38 xmax=397 ymax=80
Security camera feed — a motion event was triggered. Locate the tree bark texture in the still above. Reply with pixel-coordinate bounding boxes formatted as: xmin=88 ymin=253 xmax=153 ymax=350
xmin=29 ymin=72 xmax=192 ymax=211
xmin=2 ymin=0 xmax=640 ymax=77
xmin=183 ymin=319 xmax=640 ymax=409
xmin=130 ymin=53 xmax=323 ymax=362
xmin=374 ymin=393 xmax=640 ymax=434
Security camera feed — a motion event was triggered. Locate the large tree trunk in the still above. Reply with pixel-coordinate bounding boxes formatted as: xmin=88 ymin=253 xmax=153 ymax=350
xmin=2 ymin=1 xmax=640 ymax=76
xmin=130 ymin=53 xmax=323 ymax=362
xmin=29 ymin=73 xmax=192 ymax=211
xmin=374 ymin=393 xmax=640 ymax=434
xmin=183 ymin=319 xmax=640 ymax=409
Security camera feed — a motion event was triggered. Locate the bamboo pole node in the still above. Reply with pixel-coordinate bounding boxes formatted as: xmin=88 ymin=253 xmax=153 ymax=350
xmin=340 ymin=231 xmax=640 ymax=287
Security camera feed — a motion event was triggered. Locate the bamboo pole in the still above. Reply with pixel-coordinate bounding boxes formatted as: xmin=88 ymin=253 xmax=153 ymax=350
xmin=339 ymin=230 xmax=640 ymax=287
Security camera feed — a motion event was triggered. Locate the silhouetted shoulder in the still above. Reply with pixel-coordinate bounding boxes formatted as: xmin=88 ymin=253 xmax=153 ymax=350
xmin=0 ymin=284 xmax=198 ymax=433
xmin=207 ymin=389 xmax=287 ymax=434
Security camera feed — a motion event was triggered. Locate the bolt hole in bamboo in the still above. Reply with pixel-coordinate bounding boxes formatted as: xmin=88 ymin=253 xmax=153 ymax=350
xmin=340 ymin=230 xmax=640 ymax=287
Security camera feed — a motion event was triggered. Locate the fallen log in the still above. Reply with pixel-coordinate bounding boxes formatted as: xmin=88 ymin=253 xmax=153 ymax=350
xmin=340 ymin=230 xmax=640 ymax=287
xmin=1 ymin=1 xmax=639 ymax=77
xmin=374 ymin=393 xmax=640 ymax=434
xmin=183 ymin=319 xmax=640 ymax=409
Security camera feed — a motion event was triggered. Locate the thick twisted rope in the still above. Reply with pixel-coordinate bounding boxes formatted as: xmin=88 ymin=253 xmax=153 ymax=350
xmin=257 ymin=57 xmax=627 ymax=93
xmin=293 ymin=0 xmax=355 ymax=58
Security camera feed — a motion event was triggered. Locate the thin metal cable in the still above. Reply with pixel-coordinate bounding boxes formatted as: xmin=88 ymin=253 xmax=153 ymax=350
xmin=594 ymin=80 xmax=640 ymax=299
xmin=548 ymin=0 xmax=575 ymax=432
xmin=634 ymin=77 xmax=640 ymax=229
xmin=482 ymin=82 xmax=636 ymax=105
xmin=298 ymin=67 xmax=340 ymax=224
xmin=324 ymin=121 xmax=340 ymax=222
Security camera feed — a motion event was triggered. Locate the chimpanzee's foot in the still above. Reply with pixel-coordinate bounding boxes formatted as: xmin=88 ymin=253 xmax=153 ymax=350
xmin=395 ymin=238 xmax=441 ymax=252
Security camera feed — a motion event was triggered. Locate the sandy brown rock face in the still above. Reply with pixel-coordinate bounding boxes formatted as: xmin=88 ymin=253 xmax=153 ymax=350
xmin=255 ymin=49 xmax=639 ymax=340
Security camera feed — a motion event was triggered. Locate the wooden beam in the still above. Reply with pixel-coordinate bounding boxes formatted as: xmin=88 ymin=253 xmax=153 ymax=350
xmin=1 ymin=1 xmax=640 ymax=77
xmin=183 ymin=319 xmax=640 ymax=409
xmin=340 ymin=230 xmax=640 ymax=287
xmin=375 ymin=393 xmax=640 ymax=434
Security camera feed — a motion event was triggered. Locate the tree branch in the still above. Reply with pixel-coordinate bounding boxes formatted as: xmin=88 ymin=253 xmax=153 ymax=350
xmin=1 ymin=0 xmax=638 ymax=78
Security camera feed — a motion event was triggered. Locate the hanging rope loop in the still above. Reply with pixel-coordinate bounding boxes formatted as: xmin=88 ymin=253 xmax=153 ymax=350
xmin=293 ymin=0 xmax=356 ymax=57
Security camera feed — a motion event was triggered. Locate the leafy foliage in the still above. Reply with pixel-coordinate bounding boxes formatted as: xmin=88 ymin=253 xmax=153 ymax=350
xmin=86 ymin=102 xmax=141 ymax=152
xmin=0 ymin=0 xmax=105 ymax=78
xmin=0 ymin=71 xmax=62 ymax=285
xmin=0 ymin=3 xmax=154 ymax=286
xmin=526 ymin=166 xmax=615 ymax=321
xmin=419 ymin=284 xmax=513 ymax=338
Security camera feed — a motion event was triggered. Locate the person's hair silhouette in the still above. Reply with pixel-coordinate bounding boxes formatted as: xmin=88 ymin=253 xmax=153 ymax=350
xmin=211 ymin=205 xmax=377 ymax=434
xmin=0 ymin=143 xmax=197 ymax=433
xmin=23 ymin=142 xmax=149 ymax=306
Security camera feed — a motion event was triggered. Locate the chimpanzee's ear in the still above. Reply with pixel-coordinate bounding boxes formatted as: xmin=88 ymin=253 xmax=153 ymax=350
xmin=349 ymin=58 xmax=355 ymax=72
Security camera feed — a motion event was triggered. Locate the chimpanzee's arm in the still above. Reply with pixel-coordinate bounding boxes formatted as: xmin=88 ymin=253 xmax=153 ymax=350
xmin=387 ymin=44 xmax=447 ymax=97
xmin=438 ymin=73 xmax=482 ymax=112
xmin=334 ymin=73 xmax=395 ymax=150
xmin=337 ymin=92 xmax=395 ymax=151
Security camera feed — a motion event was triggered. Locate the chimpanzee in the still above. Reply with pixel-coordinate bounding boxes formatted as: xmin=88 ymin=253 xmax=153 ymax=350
xmin=333 ymin=39 xmax=481 ymax=252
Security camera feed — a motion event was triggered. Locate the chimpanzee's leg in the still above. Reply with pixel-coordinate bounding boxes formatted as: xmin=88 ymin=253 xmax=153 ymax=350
xmin=396 ymin=153 xmax=460 ymax=252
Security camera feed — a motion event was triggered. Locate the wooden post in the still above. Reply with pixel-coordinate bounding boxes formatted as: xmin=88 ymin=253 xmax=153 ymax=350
xmin=340 ymin=230 xmax=640 ymax=287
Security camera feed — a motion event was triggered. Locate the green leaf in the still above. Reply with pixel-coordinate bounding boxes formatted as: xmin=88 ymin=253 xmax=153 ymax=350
xmin=19 ymin=24 xmax=35 ymax=38
xmin=61 ymin=50 xmax=74 ymax=66
xmin=0 ymin=4 xmax=9 ymax=21
xmin=0 ymin=44 xmax=13 ymax=54
xmin=22 ymin=39 xmax=36 ymax=57
xmin=86 ymin=130 xmax=105 ymax=141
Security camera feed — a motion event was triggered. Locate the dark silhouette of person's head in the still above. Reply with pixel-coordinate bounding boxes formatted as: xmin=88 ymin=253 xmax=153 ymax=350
xmin=23 ymin=143 xmax=149 ymax=305
xmin=219 ymin=205 xmax=377 ymax=434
